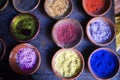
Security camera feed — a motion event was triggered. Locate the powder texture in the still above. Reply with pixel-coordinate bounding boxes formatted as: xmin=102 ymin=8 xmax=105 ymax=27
xmin=89 ymin=19 xmax=112 ymax=43
xmin=11 ymin=14 xmax=38 ymax=41
xmin=90 ymin=50 xmax=119 ymax=78
xmin=56 ymin=23 xmax=81 ymax=48
xmin=47 ymin=0 xmax=69 ymax=17
xmin=16 ymin=48 xmax=36 ymax=71
xmin=54 ymin=49 xmax=81 ymax=77
xmin=86 ymin=0 xmax=106 ymax=14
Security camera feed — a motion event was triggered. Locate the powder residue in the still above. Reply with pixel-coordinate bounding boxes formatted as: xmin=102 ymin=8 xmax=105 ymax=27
xmin=47 ymin=0 xmax=69 ymax=17
xmin=86 ymin=0 xmax=106 ymax=14
xmin=54 ymin=49 xmax=81 ymax=77
xmin=90 ymin=50 xmax=119 ymax=78
xmin=16 ymin=48 xmax=37 ymax=71
xmin=89 ymin=19 xmax=112 ymax=43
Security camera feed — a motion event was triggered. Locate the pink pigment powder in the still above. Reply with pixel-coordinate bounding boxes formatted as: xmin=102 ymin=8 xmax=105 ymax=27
xmin=55 ymin=23 xmax=81 ymax=47
xmin=16 ymin=48 xmax=36 ymax=71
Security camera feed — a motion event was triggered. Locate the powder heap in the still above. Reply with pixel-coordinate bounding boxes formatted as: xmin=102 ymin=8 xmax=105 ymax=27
xmin=86 ymin=0 xmax=106 ymax=14
xmin=55 ymin=23 xmax=81 ymax=48
xmin=89 ymin=19 xmax=112 ymax=43
xmin=47 ymin=0 xmax=70 ymax=18
xmin=16 ymin=48 xmax=37 ymax=71
xmin=54 ymin=49 xmax=81 ymax=77
xmin=90 ymin=49 xmax=119 ymax=78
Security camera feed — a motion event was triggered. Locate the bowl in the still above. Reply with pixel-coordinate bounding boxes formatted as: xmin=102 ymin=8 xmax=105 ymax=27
xmin=12 ymin=0 xmax=40 ymax=13
xmin=9 ymin=43 xmax=41 ymax=75
xmin=88 ymin=48 xmax=120 ymax=80
xmin=52 ymin=48 xmax=84 ymax=79
xmin=52 ymin=18 xmax=84 ymax=48
xmin=82 ymin=0 xmax=112 ymax=17
xmin=44 ymin=0 xmax=72 ymax=19
xmin=0 ymin=36 xmax=6 ymax=60
xmin=0 ymin=0 xmax=9 ymax=11
xmin=10 ymin=13 xmax=40 ymax=42
xmin=86 ymin=17 xmax=115 ymax=46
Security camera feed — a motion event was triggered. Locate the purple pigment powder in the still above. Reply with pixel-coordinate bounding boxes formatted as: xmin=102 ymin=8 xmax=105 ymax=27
xmin=89 ymin=19 xmax=112 ymax=43
xmin=90 ymin=49 xmax=119 ymax=79
xmin=16 ymin=48 xmax=36 ymax=71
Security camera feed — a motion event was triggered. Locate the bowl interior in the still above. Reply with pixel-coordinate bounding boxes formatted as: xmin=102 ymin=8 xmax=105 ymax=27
xmin=10 ymin=13 xmax=39 ymax=42
xmin=44 ymin=0 xmax=72 ymax=19
xmin=86 ymin=17 xmax=115 ymax=46
xmin=83 ymin=0 xmax=111 ymax=16
xmin=9 ymin=43 xmax=41 ymax=75
xmin=52 ymin=49 xmax=84 ymax=79
xmin=88 ymin=48 xmax=119 ymax=79
xmin=12 ymin=0 xmax=40 ymax=12
xmin=52 ymin=18 xmax=83 ymax=48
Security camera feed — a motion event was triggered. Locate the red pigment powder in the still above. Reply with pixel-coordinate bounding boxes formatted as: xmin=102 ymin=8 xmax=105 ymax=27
xmin=56 ymin=24 xmax=80 ymax=45
xmin=86 ymin=0 xmax=106 ymax=14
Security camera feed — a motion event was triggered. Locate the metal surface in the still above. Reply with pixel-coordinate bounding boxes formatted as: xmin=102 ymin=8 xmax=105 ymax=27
xmin=0 ymin=0 xmax=119 ymax=80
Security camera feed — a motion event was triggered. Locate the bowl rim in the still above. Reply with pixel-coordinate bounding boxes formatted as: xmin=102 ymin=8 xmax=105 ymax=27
xmin=9 ymin=43 xmax=41 ymax=75
xmin=12 ymin=0 xmax=41 ymax=13
xmin=82 ymin=0 xmax=112 ymax=17
xmin=88 ymin=48 xmax=120 ymax=80
xmin=52 ymin=48 xmax=85 ymax=79
xmin=86 ymin=17 xmax=115 ymax=46
xmin=44 ymin=0 xmax=73 ymax=20
xmin=10 ymin=13 xmax=40 ymax=42
xmin=0 ymin=0 xmax=9 ymax=11
xmin=52 ymin=18 xmax=84 ymax=48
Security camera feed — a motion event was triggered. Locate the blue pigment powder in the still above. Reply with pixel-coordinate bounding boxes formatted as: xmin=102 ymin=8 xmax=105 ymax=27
xmin=90 ymin=49 xmax=119 ymax=79
xmin=89 ymin=19 xmax=112 ymax=43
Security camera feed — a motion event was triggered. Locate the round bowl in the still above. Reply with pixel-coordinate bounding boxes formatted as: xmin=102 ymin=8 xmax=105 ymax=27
xmin=52 ymin=18 xmax=84 ymax=48
xmin=9 ymin=43 xmax=41 ymax=75
xmin=88 ymin=48 xmax=120 ymax=80
xmin=12 ymin=0 xmax=40 ymax=13
xmin=44 ymin=0 xmax=72 ymax=19
xmin=82 ymin=0 xmax=112 ymax=17
xmin=52 ymin=48 xmax=84 ymax=80
xmin=86 ymin=17 xmax=115 ymax=46
xmin=10 ymin=13 xmax=40 ymax=42
xmin=0 ymin=0 xmax=9 ymax=11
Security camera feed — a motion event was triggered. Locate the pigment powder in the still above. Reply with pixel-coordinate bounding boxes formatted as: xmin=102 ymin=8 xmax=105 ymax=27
xmin=46 ymin=0 xmax=70 ymax=18
xmin=54 ymin=19 xmax=82 ymax=48
xmin=85 ymin=0 xmax=108 ymax=14
xmin=54 ymin=49 xmax=81 ymax=77
xmin=16 ymin=48 xmax=37 ymax=71
xmin=90 ymin=49 xmax=119 ymax=79
xmin=11 ymin=14 xmax=38 ymax=41
xmin=89 ymin=19 xmax=112 ymax=43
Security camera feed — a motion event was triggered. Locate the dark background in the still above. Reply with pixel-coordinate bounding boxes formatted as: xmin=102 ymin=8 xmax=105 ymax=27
xmin=0 ymin=0 xmax=119 ymax=80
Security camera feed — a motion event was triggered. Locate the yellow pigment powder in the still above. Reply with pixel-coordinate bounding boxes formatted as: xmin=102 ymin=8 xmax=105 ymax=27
xmin=54 ymin=49 xmax=81 ymax=77
xmin=47 ymin=0 xmax=70 ymax=17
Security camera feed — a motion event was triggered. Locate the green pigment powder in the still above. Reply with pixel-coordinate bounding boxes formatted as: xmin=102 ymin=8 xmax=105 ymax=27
xmin=11 ymin=14 xmax=38 ymax=41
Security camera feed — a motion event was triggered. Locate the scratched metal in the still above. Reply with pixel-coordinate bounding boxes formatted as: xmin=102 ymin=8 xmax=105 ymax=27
xmin=0 ymin=0 xmax=119 ymax=80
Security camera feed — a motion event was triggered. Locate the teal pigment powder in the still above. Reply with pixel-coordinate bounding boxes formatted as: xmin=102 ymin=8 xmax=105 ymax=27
xmin=90 ymin=49 xmax=119 ymax=79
